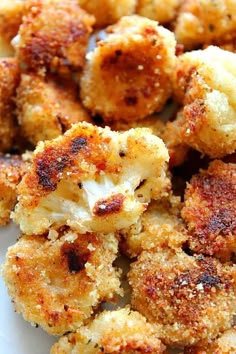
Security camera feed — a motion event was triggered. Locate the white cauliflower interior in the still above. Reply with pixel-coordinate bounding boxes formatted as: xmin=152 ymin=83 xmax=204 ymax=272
xmin=13 ymin=122 xmax=169 ymax=235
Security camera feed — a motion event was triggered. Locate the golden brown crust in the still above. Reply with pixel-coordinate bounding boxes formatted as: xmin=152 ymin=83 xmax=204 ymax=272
xmin=78 ymin=0 xmax=137 ymax=28
xmin=2 ymin=231 xmax=121 ymax=335
xmin=14 ymin=0 xmax=95 ymax=75
xmin=16 ymin=73 xmax=91 ymax=145
xmin=13 ymin=122 xmax=169 ymax=235
xmin=0 ymin=154 xmax=29 ymax=225
xmin=0 ymin=58 xmax=20 ymax=152
xmin=182 ymin=160 xmax=236 ymax=260
xmin=136 ymin=0 xmax=183 ymax=24
xmin=50 ymin=308 xmax=166 ymax=353
xmin=80 ymin=15 xmax=176 ymax=122
xmin=174 ymin=0 xmax=236 ymax=50
xmin=129 ymin=248 xmax=236 ymax=347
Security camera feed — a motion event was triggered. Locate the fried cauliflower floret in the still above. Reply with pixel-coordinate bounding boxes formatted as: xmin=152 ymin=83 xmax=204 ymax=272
xmin=2 ymin=230 xmax=121 ymax=336
xmin=129 ymin=248 xmax=236 ymax=348
xmin=13 ymin=122 xmax=170 ymax=236
xmin=136 ymin=0 xmax=183 ymax=24
xmin=0 ymin=0 xmax=25 ymax=57
xmin=51 ymin=307 xmax=166 ymax=353
xmin=0 ymin=58 xmax=20 ymax=152
xmin=120 ymin=197 xmax=187 ymax=258
xmin=13 ymin=0 xmax=95 ymax=75
xmin=80 ymin=15 xmax=176 ymax=123
xmin=16 ymin=73 xmax=92 ymax=145
xmin=173 ymin=46 xmax=236 ymax=158
xmin=174 ymin=0 xmax=236 ymax=50
xmin=184 ymin=328 xmax=236 ymax=353
xmin=0 ymin=154 xmax=29 ymax=226
xmin=182 ymin=160 xmax=236 ymax=261
xmin=78 ymin=0 xmax=136 ymax=28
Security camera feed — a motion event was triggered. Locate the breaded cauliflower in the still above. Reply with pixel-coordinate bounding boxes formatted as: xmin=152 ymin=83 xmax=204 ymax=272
xmin=173 ymin=46 xmax=236 ymax=158
xmin=0 ymin=0 xmax=24 ymax=57
xmin=0 ymin=58 xmax=20 ymax=152
xmin=80 ymin=15 xmax=176 ymax=122
xmin=78 ymin=0 xmax=137 ymax=28
xmin=13 ymin=122 xmax=170 ymax=236
xmin=13 ymin=0 xmax=95 ymax=75
xmin=16 ymin=73 xmax=92 ymax=145
xmin=136 ymin=0 xmax=183 ymax=24
xmin=119 ymin=197 xmax=187 ymax=258
xmin=129 ymin=248 xmax=236 ymax=348
xmin=2 ymin=230 xmax=121 ymax=336
xmin=0 ymin=154 xmax=30 ymax=226
xmin=174 ymin=0 xmax=236 ymax=50
xmin=184 ymin=328 xmax=236 ymax=353
xmin=182 ymin=160 xmax=236 ymax=261
xmin=50 ymin=307 xmax=166 ymax=353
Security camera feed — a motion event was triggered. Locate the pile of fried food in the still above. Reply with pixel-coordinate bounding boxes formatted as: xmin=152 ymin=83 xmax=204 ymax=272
xmin=1 ymin=0 xmax=236 ymax=353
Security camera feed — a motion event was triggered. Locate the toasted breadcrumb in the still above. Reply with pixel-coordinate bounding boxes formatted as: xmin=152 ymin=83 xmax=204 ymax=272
xmin=173 ymin=46 xmax=236 ymax=158
xmin=184 ymin=327 xmax=236 ymax=353
xmin=174 ymin=0 xmax=236 ymax=50
xmin=16 ymin=73 xmax=92 ymax=145
xmin=136 ymin=0 xmax=183 ymax=24
xmin=13 ymin=0 xmax=95 ymax=75
xmin=50 ymin=307 xmax=166 ymax=354
xmin=78 ymin=0 xmax=137 ymax=28
xmin=0 ymin=0 xmax=25 ymax=57
xmin=182 ymin=160 xmax=236 ymax=261
xmin=12 ymin=122 xmax=170 ymax=236
xmin=0 ymin=154 xmax=29 ymax=226
xmin=2 ymin=230 xmax=121 ymax=335
xmin=80 ymin=15 xmax=176 ymax=122
xmin=119 ymin=197 xmax=187 ymax=258
xmin=0 ymin=58 xmax=20 ymax=152
xmin=129 ymin=248 xmax=236 ymax=347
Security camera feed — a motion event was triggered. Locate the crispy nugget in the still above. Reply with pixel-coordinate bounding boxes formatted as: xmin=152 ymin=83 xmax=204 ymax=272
xmin=0 ymin=154 xmax=30 ymax=226
xmin=119 ymin=198 xmax=187 ymax=258
xmin=12 ymin=122 xmax=170 ymax=236
xmin=0 ymin=0 xmax=25 ymax=57
xmin=78 ymin=0 xmax=136 ymax=28
xmin=182 ymin=160 xmax=236 ymax=260
xmin=136 ymin=0 xmax=183 ymax=24
xmin=174 ymin=0 xmax=236 ymax=50
xmin=80 ymin=15 xmax=176 ymax=122
xmin=2 ymin=230 xmax=121 ymax=335
xmin=129 ymin=248 xmax=236 ymax=348
xmin=0 ymin=58 xmax=20 ymax=152
xmin=173 ymin=46 xmax=236 ymax=158
xmin=16 ymin=73 xmax=92 ymax=145
xmin=184 ymin=328 xmax=236 ymax=353
xmin=51 ymin=307 xmax=166 ymax=353
xmin=14 ymin=0 xmax=95 ymax=75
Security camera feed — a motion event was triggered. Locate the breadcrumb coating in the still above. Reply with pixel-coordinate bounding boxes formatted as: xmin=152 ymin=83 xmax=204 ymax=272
xmin=16 ymin=73 xmax=92 ymax=145
xmin=2 ymin=230 xmax=121 ymax=336
xmin=182 ymin=160 xmax=236 ymax=261
xmin=0 ymin=58 xmax=20 ymax=152
xmin=173 ymin=46 xmax=236 ymax=158
xmin=184 ymin=327 xmax=236 ymax=353
xmin=80 ymin=15 xmax=176 ymax=122
xmin=14 ymin=0 xmax=95 ymax=75
xmin=0 ymin=154 xmax=29 ymax=226
xmin=0 ymin=0 xmax=24 ymax=56
xmin=13 ymin=122 xmax=170 ymax=236
xmin=136 ymin=0 xmax=183 ymax=24
xmin=119 ymin=197 xmax=187 ymax=258
xmin=50 ymin=308 xmax=166 ymax=353
xmin=78 ymin=0 xmax=137 ymax=28
xmin=129 ymin=248 xmax=236 ymax=348
xmin=174 ymin=0 xmax=236 ymax=50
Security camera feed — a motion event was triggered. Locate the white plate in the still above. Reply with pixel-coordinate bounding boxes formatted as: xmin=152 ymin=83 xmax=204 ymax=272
xmin=0 ymin=224 xmax=57 ymax=354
